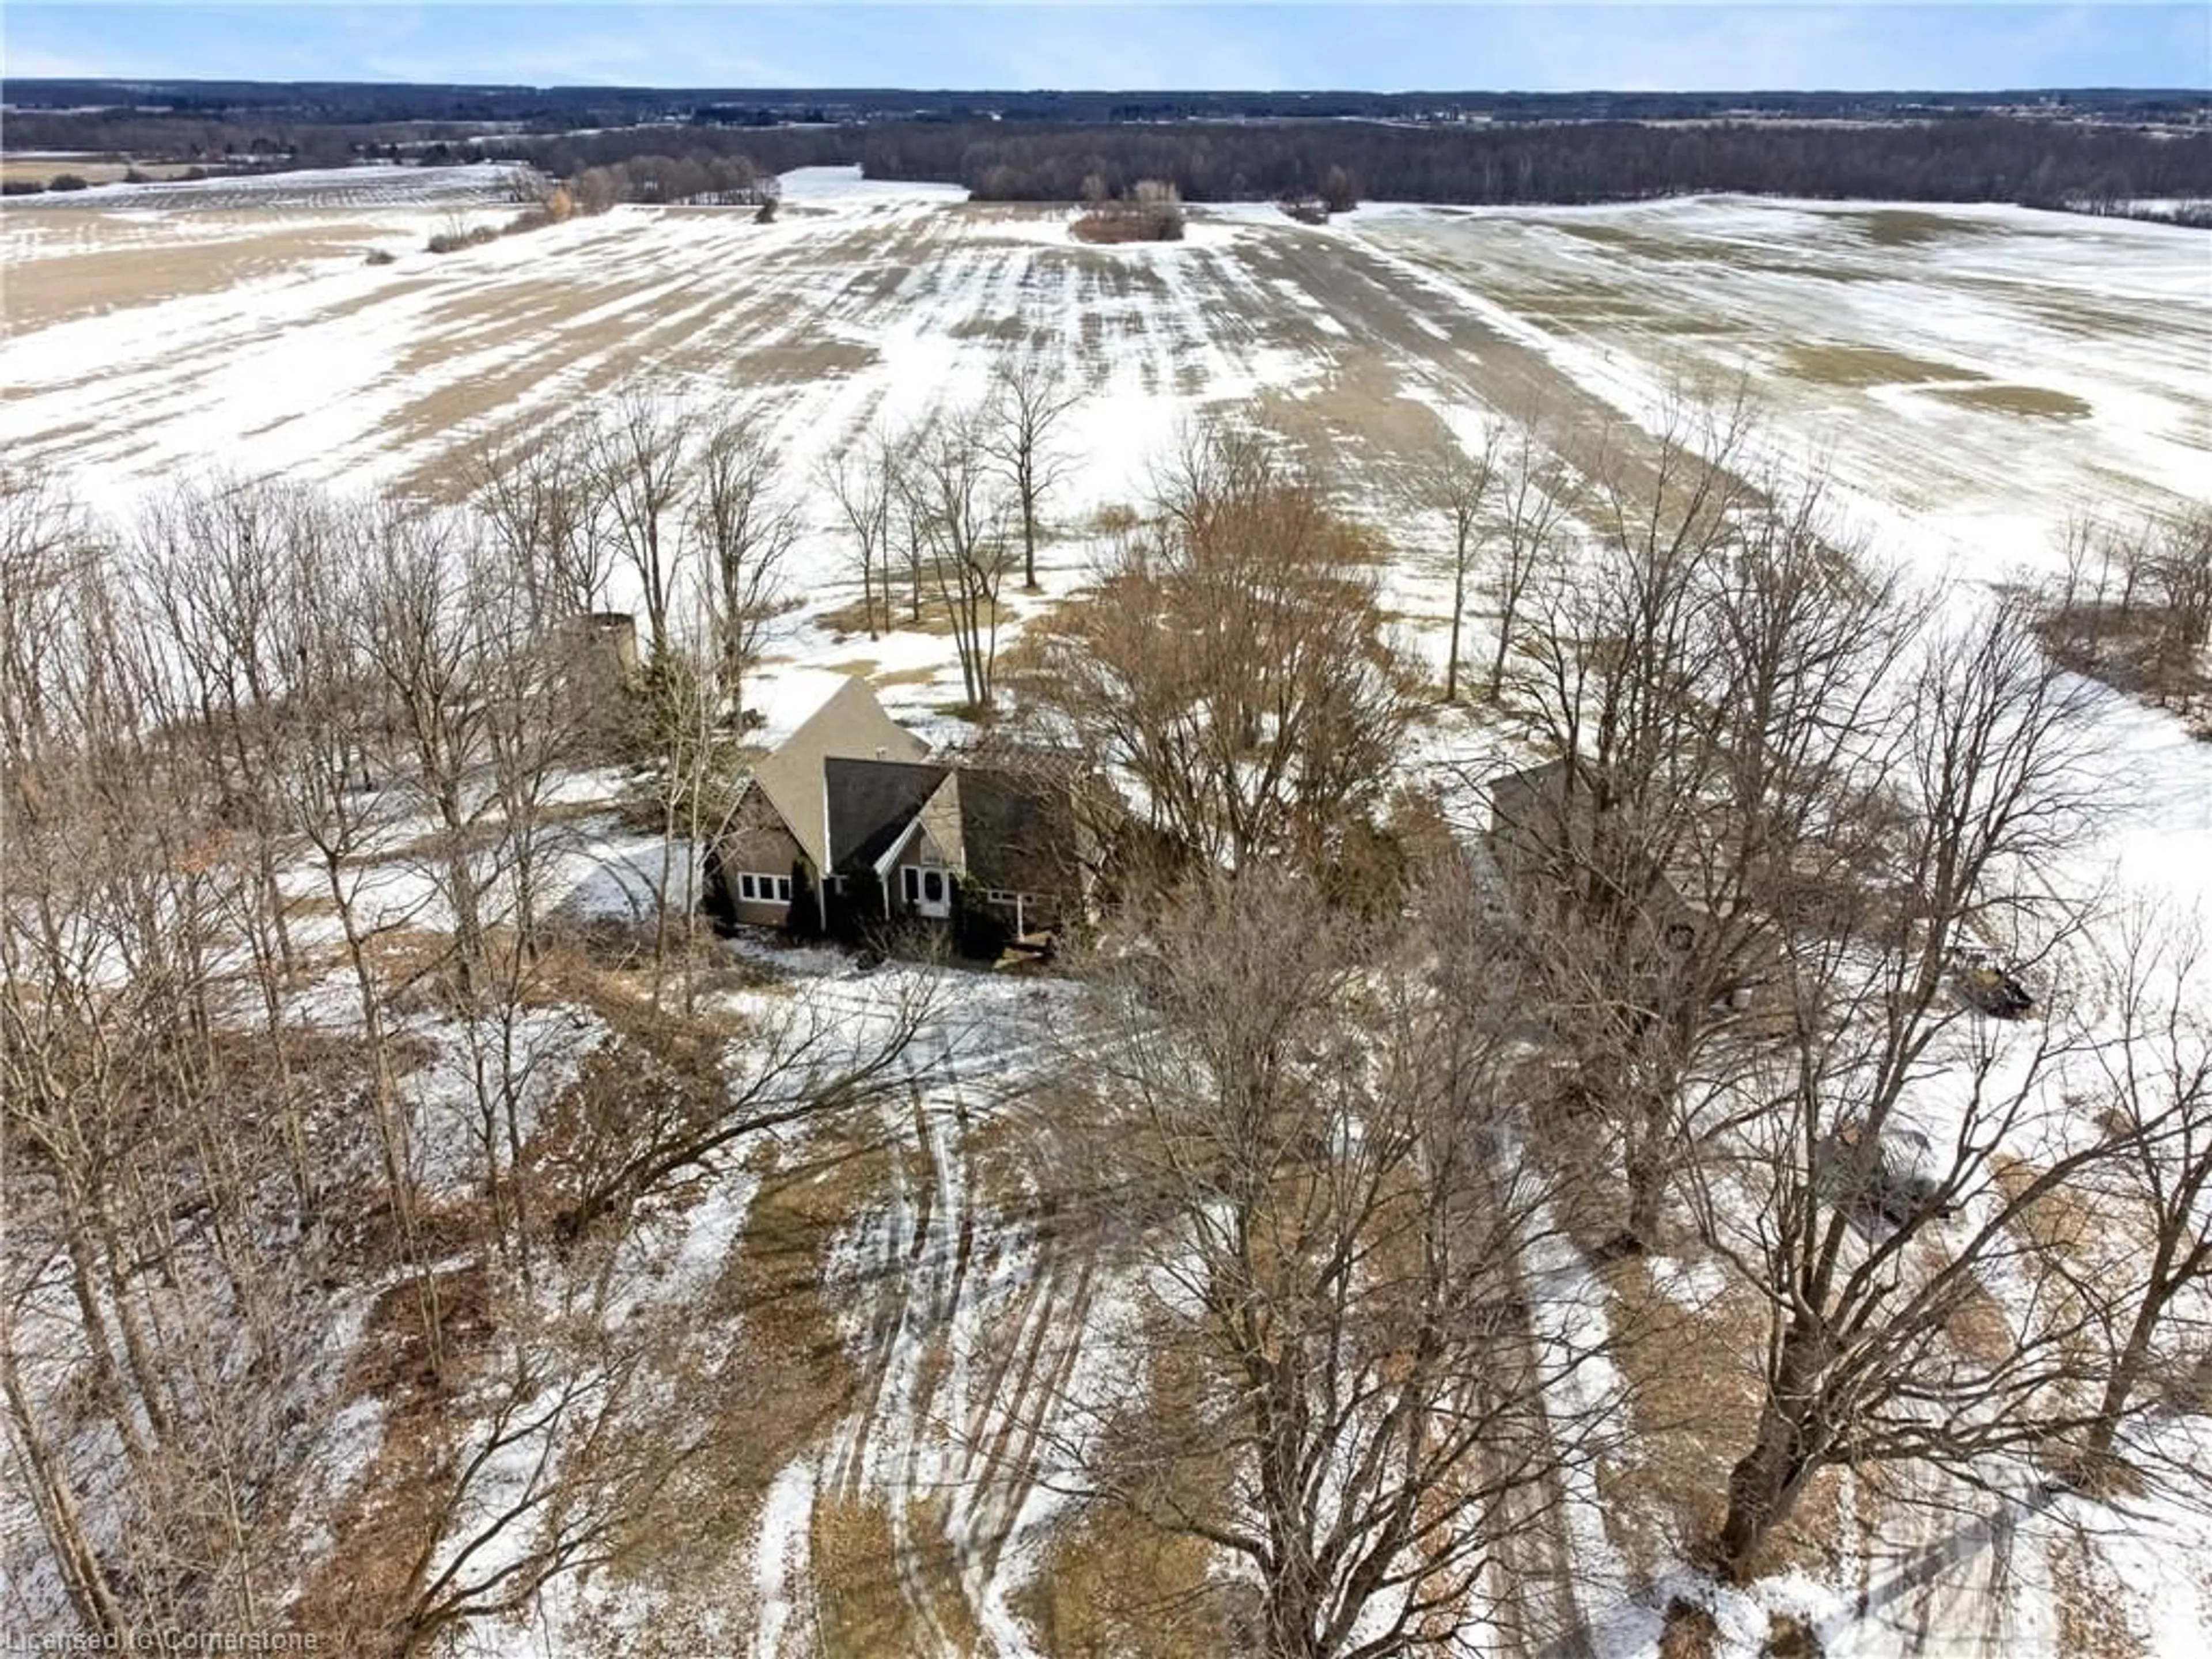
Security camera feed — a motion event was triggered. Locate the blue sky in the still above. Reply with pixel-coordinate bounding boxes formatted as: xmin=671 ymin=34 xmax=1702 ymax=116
xmin=4 ymin=4 xmax=2206 ymax=92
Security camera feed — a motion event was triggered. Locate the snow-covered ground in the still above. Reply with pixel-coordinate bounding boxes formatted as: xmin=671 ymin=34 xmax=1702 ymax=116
xmin=4 ymin=172 xmax=2209 ymax=1656
xmin=1 ymin=160 xmax=524 ymax=213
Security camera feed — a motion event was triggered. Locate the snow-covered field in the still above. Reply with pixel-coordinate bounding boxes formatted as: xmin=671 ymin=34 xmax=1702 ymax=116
xmin=1 ymin=159 xmax=524 ymax=213
xmin=7 ymin=169 xmax=2204 ymax=823
xmin=4 ymin=164 xmax=2209 ymax=1656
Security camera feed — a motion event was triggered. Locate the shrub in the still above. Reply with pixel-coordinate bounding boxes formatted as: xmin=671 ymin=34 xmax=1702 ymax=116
xmin=0 ymin=179 xmax=46 ymax=196
xmin=47 ymin=173 xmax=90 ymax=192
xmin=364 ymin=248 xmax=398 ymax=266
xmin=1070 ymin=177 xmax=1185 ymax=244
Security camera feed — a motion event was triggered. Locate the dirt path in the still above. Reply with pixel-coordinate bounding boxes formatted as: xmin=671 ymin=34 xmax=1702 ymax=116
xmin=760 ymin=973 xmax=1102 ymax=1656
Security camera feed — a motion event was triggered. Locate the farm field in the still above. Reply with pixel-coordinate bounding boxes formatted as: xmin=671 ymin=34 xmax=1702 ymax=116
xmin=6 ymin=164 xmax=2206 ymax=902
xmin=3 ymin=165 xmax=2211 ymax=1658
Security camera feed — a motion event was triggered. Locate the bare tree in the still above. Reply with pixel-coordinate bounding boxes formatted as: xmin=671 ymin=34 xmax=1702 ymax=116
xmin=471 ymin=419 xmax=610 ymax=624
xmin=1017 ymin=423 xmax=1418 ymax=873
xmin=353 ymin=503 xmax=501 ymax=997
xmin=634 ymin=635 xmax=746 ymax=1016
xmin=589 ymin=388 xmax=690 ymax=661
xmin=982 ymin=350 xmax=1081 ymax=591
xmin=819 ymin=422 xmax=897 ymax=640
xmin=686 ymin=408 xmax=795 ymax=724
xmin=2077 ymin=908 xmax=2212 ymax=1465
xmin=1698 ymin=600 xmax=2110 ymax=1580
xmin=1413 ymin=416 xmax=1501 ymax=703
xmin=1480 ymin=416 xmax=1573 ymax=701
xmin=896 ymin=406 xmax=1013 ymax=711
xmin=1491 ymin=400 xmax=1912 ymax=1256
xmin=1055 ymin=869 xmax=1607 ymax=1657
xmin=1 ymin=478 xmax=350 ymax=1639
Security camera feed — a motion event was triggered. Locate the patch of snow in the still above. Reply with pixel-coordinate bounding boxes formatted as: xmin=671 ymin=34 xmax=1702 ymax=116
xmin=749 ymin=1457 xmax=818 ymax=1658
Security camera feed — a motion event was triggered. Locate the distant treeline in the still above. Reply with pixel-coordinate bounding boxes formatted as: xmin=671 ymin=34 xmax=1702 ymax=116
xmin=486 ymin=125 xmax=849 ymax=181
xmin=0 ymin=115 xmax=433 ymax=167
xmin=470 ymin=112 xmax=2212 ymax=213
xmin=7 ymin=77 xmax=2208 ymax=213
xmin=847 ymin=116 xmax=2212 ymax=208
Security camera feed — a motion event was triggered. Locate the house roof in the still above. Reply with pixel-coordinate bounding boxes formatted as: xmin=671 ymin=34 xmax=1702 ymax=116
xmin=956 ymin=765 xmax=1081 ymax=895
xmin=748 ymin=676 xmax=930 ymax=870
xmin=822 ymin=752 xmax=1087 ymax=896
xmin=825 ymin=757 xmax=950 ymax=875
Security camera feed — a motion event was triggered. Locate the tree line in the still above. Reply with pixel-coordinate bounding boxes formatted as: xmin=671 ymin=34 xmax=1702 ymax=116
xmin=13 ymin=94 xmax=2203 ymax=214
xmin=489 ymin=112 xmax=2210 ymax=211
xmin=853 ymin=114 xmax=2212 ymax=209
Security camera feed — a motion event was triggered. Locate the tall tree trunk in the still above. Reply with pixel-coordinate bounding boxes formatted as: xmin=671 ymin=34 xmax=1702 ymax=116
xmin=2085 ymin=1233 xmax=2187 ymax=1458
xmin=1488 ymin=584 xmax=1520 ymax=700
xmin=1445 ymin=551 xmax=1465 ymax=703
xmin=1623 ymin=1085 xmax=1673 ymax=1251
xmin=0 ymin=1344 xmax=126 ymax=1635
xmin=1717 ymin=1323 xmax=1825 ymax=1580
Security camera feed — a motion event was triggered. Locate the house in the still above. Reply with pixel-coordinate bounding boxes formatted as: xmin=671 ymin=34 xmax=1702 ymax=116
xmin=1486 ymin=756 xmax=1706 ymax=962
xmin=824 ymin=752 xmax=1094 ymax=941
xmin=706 ymin=675 xmax=1100 ymax=944
xmin=711 ymin=674 xmax=930 ymax=929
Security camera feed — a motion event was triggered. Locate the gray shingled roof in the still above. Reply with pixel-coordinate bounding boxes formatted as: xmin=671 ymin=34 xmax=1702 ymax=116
xmin=955 ymin=766 xmax=1081 ymax=896
xmin=825 ymin=757 xmax=949 ymax=874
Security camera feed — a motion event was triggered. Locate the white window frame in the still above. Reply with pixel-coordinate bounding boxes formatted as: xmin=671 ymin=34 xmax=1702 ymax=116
xmin=738 ymin=872 xmax=793 ymax=904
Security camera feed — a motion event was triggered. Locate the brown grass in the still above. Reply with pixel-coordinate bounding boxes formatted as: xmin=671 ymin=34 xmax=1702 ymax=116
xmin=2050 ymin=1531 xmax=2152 ymax=1659
xmin=1787 ymin=343 xmax=1983 ymax=389
xmin=1554 ymin=222 xmax=1704 ymax=263
xmin=1660 ymin=1598 xmax=1721 ymax=1659
xmin=813 ymin=595 xmax=1005 ymax=641
xmin=1012 ymin=1312 xmax=1238 ymax=1656
xmin=1595 ymin=1251 xmax=1768 ymax=1569
xmin=290 ymin=1259 xmax=504 ymax=1649
xmin=1991 ymin=1155 xmax=2117 ymax=1260
xmin=1913 ymin=1237 xmax=2016 ymax=1369
xmin=0 ymin=157 xmax=201 ymax=185
xmin=1016 ymin=1501 xmax=1228 ymax=1658
xmin=1840 ymin=209 xmax=1996 ymax=248
xmin=817 ymin=656 xmax=948 ymax=692
xmin=1 ymin=213 xmax=417 ymax=330
xmin=1928 ymin=384 xmax=2092 ymax=419
xmin=1763 ymin=1610 xmax=1825 ymax=1658
xmin=1071 ymin=211 xmax=1185 ymax=245
xmin=808 ymin=1494 xmax=984 ymax=1656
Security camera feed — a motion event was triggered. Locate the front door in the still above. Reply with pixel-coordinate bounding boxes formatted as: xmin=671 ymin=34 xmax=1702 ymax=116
xmin=902 ymin=864 xmax=952 ymax=919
